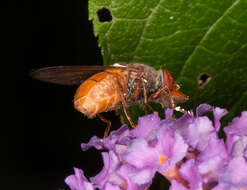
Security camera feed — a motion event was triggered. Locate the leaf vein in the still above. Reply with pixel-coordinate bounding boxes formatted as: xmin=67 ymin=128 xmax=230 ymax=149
xmin=132 ymin=0 xmax=163 ymax=61
xmin=179 ymin=0 xmax=241 ymax=76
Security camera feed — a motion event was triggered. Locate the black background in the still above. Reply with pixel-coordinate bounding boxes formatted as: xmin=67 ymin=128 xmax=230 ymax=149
xmin=3 ymin=0 xmax=122 ymax=189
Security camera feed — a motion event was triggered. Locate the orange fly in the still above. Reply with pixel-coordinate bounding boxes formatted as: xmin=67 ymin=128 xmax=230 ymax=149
xmin=31 ymin=62 xmax=189 ymax=137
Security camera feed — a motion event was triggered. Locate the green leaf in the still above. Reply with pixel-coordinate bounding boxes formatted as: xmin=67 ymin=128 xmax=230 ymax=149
xmin=89 ymin=0 xmax=247 ymax=123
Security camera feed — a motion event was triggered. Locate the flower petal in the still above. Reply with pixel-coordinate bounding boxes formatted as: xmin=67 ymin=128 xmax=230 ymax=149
xmin=164 ymin=109 xmax=174 ymax=121
xmin=196 ymin=104 xmax=213 ymax=117
xmin=90 ymin=151 xmax=120 ymax=189
xmin=116 ymin=164 xmax=152 ymax=190
xmin=224 ymin=111 xmax=247 ymax=155
xmin=65 ymin=168 xmax=94 ymax=190
xmin=219 ymin=157 xmax=247 ymax=188
xmin=81 ymin=136 xmax=103 ymax=151
xmin=81 ymin=125 xmax=131 ymax=152
xmin=224 ymin=111 xmax=247 ymax=136
xmin=123 ymin=139 xmax=158 ymax=169
xmin=179 ymin=159 xmax=202 ymax=189
xmin=169 ymin=180 xmax=188 ymax=190
xmin=231 ymin=136 xmax=247 ymax=158
xmin=197 ymin=136 xmax=229 ymax=183
xmin=131 ymin=113 xmax=160 ymax=139
xmin=183 ymin=117 xmax=215 ymax=151
xmin=212 ymin=107 xmax=228 ymax=132
xmin=156 ymin=126 xmax=188 ymax=165
xmin=104 ymin=183 xmax=121 ymax=190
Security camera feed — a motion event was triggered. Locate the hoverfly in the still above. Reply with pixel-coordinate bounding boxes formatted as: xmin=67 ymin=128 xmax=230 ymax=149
xmin=31 ymin=62 xmax=189 ymax=137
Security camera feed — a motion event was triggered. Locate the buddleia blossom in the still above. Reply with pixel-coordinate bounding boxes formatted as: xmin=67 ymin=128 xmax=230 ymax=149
xmin=65 ymin=168 xmax=94 ymax=190
xmin=65 ymin=104 xmax=247 ymax=190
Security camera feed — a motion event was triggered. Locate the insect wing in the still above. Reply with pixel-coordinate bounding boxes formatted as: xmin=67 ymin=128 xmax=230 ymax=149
xmin=30 ymin=65 xmax=118 ymax=85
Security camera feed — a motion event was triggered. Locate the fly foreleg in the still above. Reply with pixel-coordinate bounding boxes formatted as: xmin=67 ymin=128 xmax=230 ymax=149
xmin=149 ymin=86 xmax=191 ymax=115
xmin=149 ymin=85 xmax=175 ymax=108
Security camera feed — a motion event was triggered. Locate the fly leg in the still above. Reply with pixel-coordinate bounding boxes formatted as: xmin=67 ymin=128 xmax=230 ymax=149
xmin=115 ymin=78 xmax=137 ymax=129
xmin=149 ymin=85 xmax=175 ymax=108
xmin=141 ymin=77 xmax=156 ymax=113
xmin=174 ymin=106 xmax=193 ymax=116
xmin=149 ymin=86 xmax=168 ymax=100
xmin=133 ymin=76 xmax=152 ymax=113
xmin=149 ymin=86 xmax=191 ymax=115
xmin=97 ymin=114 xmax=111 ymax=138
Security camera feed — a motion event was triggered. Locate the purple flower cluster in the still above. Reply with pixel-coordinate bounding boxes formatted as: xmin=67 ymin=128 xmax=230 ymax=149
xmin=65 ymin=104 xmax=247 ymax=190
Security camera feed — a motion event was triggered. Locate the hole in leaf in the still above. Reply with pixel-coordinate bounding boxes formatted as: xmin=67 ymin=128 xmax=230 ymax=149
xmin=197 ymin=73 xmax=211 ymax=88
xmin=97 ymin=7 xmax=112 ymax=22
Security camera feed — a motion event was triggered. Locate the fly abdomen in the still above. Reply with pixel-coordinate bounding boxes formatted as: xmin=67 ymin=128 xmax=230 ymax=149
xmin=74 ymin=72 xmax=121 ymax=117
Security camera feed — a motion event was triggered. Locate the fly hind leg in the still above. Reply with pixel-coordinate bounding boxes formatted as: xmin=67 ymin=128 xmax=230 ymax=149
xmin=97 ymin=114 xmax=111 ymax=138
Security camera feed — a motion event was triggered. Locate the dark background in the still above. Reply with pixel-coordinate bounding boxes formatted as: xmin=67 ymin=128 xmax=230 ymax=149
xmin=3 ymin=0 xmax=121 ymax=189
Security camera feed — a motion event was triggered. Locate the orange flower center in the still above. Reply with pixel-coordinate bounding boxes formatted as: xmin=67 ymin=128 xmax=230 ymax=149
xmin=160 ymin=156 xmax=167 ymax=164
